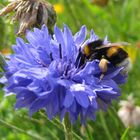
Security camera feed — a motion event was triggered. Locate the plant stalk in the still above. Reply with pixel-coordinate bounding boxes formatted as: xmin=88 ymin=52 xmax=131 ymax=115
xmin=64 ymin=113 xmax=73 ymax=140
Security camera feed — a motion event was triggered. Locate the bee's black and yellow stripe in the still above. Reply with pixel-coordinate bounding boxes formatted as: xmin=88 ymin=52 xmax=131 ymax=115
xmin=83 ymin=39 xmax=128 ymax=66
xmin=106 ymin=46 xmax=128 ymax=65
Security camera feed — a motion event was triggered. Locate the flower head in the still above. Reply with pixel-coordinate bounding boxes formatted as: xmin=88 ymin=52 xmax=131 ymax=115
xmin=1 ymin=25 xmax=127 ymax=124
xmin=118 ymin=95 xmax=140 ymax=127
xmin=0 ymin=0 xmax=56 ymax=35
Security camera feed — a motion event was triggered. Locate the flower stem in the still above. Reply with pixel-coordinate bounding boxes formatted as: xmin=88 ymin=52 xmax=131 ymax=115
xmin=99 ymin=111 xmax=113 ymax=140
xmin=0 ymin=53 xmax=6 ymax=71
xmin=39 ymin=112 xmax=83 ymax=140
xmin=64 ymin=113 xmax=73 ymax=140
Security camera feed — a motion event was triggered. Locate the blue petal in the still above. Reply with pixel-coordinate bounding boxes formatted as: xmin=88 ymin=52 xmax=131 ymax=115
xmin=27 ymin=80 xmax=43 ymax=92
xmin=54 ymin=26 xmax=66 ymax=59
xmin=101 ymin=79 xmax=120 ymax=91
xmin=113 ymin=74 xmax=127 ymax=84
xmin=104 ymin=67 xmax=123 ymax=79
xmin=57 ymin=78 xmax=73 ymax=88
xmin=15 ymin=91 xmax=37 ymax=109
xmin=45 ymin=103 xmax=54 ymax=120
xmin=26 ymin=28 xmax=43 ymax=46
xmin=64 ymin=25 xmax=77 ymax=62
xmin=26 ymin=68 xmax=49 ymax=79
xmin=14 ymin=38 xmax=26 ymax=53
xmin=74 ymin=25 xmax=87 ymax=47
xmin=68 ymin=99 xmax=77 ymax=113
xmin=74 ymin=92 xmax=89 ymax=108
xmin=89 ymin=29 xmax=99 ymax=42
xmin=74 ymin=61 xmax=101 ymax=77
xmin=63 ymin=91 xmax=74 ymax=108
xmin=29 ymin=92 xmax=50 ymax=116
xmin=29 ymin=99 xmax=47 ymax=116
xmin=103 ymin=36 xmax=109 ymax=45
xmin=96 ymin=88 xmax=120 ymax=102
xmin=41 ymin=25 xmax=49 ymax=40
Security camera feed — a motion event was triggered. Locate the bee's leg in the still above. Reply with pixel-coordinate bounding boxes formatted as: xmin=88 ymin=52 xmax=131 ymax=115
xmin=99 ymin=73 xmax=105 ymax=81
xmin=99 ymin=58 xmax=109 ymax=81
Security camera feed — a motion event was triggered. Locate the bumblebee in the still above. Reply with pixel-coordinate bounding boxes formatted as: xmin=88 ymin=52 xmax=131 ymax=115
xmin=81 ymin=39 xmax=131 ymax=80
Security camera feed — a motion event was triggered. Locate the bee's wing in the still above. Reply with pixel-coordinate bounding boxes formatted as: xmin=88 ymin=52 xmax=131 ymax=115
xmin=109 ymin=42 xmax=131 ymax=46
xmin=94 ymin=42 xmax=131 ymax=50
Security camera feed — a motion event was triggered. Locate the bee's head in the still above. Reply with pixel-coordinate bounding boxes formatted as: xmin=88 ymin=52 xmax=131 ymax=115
xmin=83 ymin=39 xmax=103 ymax=56
xmin=88 ymin=39 xmax=103 ymax=50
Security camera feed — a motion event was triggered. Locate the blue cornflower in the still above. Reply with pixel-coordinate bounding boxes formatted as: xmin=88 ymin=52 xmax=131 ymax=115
xmin=1 ymin=25 xmax=127 ymax=124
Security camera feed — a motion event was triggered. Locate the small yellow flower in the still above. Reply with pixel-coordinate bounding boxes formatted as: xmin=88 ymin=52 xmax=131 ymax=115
xmin=124 ymin=46 xmax=137 ymax=64
xmin=54 ymin=3 xmax=64 ymax=14
xmin=1 ymin=48 xmax=11 ymax=56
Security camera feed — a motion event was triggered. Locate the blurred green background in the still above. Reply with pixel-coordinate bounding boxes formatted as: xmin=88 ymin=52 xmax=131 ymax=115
xmin=0 ymin=0 xmax=140 ymax=139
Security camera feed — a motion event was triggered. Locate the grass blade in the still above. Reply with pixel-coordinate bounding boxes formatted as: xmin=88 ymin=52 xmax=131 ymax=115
xmin=120 ymin=126 xmax=130 ymax=140
xmin=0 ymin=118 xmax=44 ymax=140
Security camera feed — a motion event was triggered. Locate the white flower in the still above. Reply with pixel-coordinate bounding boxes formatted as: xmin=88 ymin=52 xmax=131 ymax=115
xmin=118 ymin=95 xmax=140 ymax=127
